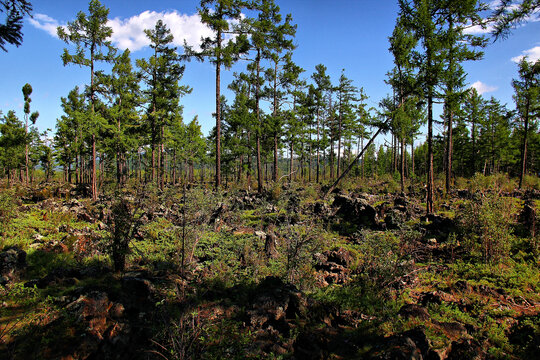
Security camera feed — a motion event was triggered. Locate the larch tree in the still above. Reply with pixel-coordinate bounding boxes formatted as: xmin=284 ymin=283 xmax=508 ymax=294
xmin=512 ymin=58 xmax=540 ymax=188
xmin=311 ymin=63 xmax=331 ymax=183
xmin=106 ymin=49 xmax=141 ymax=187
xmin=0 ymin=111 xmax=25 ymax=184
xmin=263 ymin=11 xmax=296 ymax=182
xmin=335 ymin=70 xmax=358 ymax=179
xmin=137 ymin=20 xmax=191 ymax=189
xmin=183 ymin=0 xmax=249 ymax=190
xmin=245 ymin=0 xmax=290 ymax=192
xmin=22 ymin=83 xmax=39 ymax=184
xmin=54 ymin=87 xmax=86 ymax=183
xmin=398 ymin=0 xmax=485 ymax=214
xmin=0 ymin=0 xmax=32 ymax=51
xmin=57 ymin=0 xmax=116 ymax=200
xmin=438 ymin=1 xmax=486 ymax=193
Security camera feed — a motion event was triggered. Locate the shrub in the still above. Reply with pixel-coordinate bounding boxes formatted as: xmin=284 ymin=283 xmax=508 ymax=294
xmin=457 ymin=195 xmax=516 ymax=263
xmin=0 ymin=189 xmax=16 ymax=232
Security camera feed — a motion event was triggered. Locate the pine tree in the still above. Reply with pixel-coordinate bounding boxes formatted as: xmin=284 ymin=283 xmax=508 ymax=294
xmin=105 ymin=49 xmax=141 ymax=187
xmin=57 ymin=0 xmax=116 ymax=200
xmin=54 ymin=87 xmax=86 ymax=183
xmin=0 ymin=0 xmax=32 ymax=51
xmin=398 ymin=0 xmax=485 ymax=213
xmin=336 ymin=70 xmax=359 ymax=179
xmin=311 ymin=64 xmax=331 ymax=183
xmin=183 ymin=0 xmax=248 ymax=189
xmin=0 ymin=111 xmax=25 ymax=184
xmin=21 ymin=83 xmax=39 ymax=184
xmin=245 ymin=0 xmax=290 ymax=191
xmin=137 ymin=20 xmax=191 ymax=189
xmin=513 ymin=58 xmax=540 ymax=188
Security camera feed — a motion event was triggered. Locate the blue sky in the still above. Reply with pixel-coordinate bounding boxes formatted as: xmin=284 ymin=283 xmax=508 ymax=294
xmin=1 ymin=0 xmax=539 ymax=142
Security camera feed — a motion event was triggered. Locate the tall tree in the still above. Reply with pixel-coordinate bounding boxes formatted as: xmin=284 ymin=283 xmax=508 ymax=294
xmin=57 ymin=0 xmax=116 ymax=200
xmin=0 ymin=0 xmax=32 ymax=51
xmin=335 ymin=70 xmax=358 ymax=179
xmin=311 ymin=63 xmax=331 ymax=183
xmin=263 ymin=12 xmax=296 ymax=182
xmin=491 ymin=0 xmax=540 ymax=39
xmin=54 ymin=87 xmax=86 ymax=183
xmin=246 ymin=0 xmax=289 ymax=191
xmin=0 ymin=111 xmax=25 ymax=184
xmin=137 ymin=20 xmax=190 ymax=189
xmin=183 ymin=0 xmax=248 ymax=189
xmin=398 ymin=0 xmax=485 ymax=214
xmin=438 ymin=2 xmax=486 ymax=192
xmin=21 ymin=83 xmax=39 ymax=184
xmin=512 ymin=58 xmax=540 ymax=188
xmin=104 ymin=49 xmax=141 ymax=187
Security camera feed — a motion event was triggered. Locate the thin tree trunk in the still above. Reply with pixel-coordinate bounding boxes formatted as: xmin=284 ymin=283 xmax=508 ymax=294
xmin=519 ymin=100 xmax=530 ymax=189
xmin=445 ymin=109 xmax=453 ymax=193
xmin=215 ymin=30 xmax=222 ymax=189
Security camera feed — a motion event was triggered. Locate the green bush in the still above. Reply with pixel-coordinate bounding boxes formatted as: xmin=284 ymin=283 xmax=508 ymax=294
xmin=457 ymin=195 xmax=516 ymax=263
xmin=0 ymin=189 xmax=16 ymax=232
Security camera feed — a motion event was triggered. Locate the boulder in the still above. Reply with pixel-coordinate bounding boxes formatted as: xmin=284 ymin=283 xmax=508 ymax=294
xmin=0 ymin=246 xmax=26 ymax=285
xmin=333 ymin=194 xmax=378 ymax=228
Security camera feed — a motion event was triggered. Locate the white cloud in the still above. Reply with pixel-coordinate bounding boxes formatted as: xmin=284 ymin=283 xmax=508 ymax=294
xmin=511 ymin=45 xmax=540 ymax=63
xmin=28 ymin=13 xmax=61 ymax=38
xmin=109 ymin=10 xmax=216 ymax=51
xmin=470 ymin=81 xmax=498 ymax=94
xmin=463 ymin=23 xmax=494 ymax=35
xmin=29 ymin=10 xmax=226 ymax=52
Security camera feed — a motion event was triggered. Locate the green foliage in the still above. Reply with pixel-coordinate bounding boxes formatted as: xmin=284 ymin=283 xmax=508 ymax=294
xmin=457 ymin=195 xmax=517 ymax=263
xmin=0 ymin=189 xmax=16 ymax=232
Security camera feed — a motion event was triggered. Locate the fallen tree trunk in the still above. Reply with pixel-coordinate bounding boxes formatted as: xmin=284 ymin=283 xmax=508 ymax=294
xmin=324 ymin=122 xmax=387 ymax=199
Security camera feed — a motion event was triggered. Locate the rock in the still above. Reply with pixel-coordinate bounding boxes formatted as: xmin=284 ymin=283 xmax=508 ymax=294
xmin=385 ymin=208 xmax=407 ymax=229
xmin=264 ymin=232 xmax=279 ymax=259
xmin=394 ymin=196 xmax=408 ymax=207
xmin=446 ymin=339 xmax=484 ymax=359
xmin=31 ymin=233 xmax=44 ymax=242
xmin=519 ymin=201 xmax=537 ymax=237
xmin=255 ymin=230 xmax=267 ymax=239
xmin=210 ymin=202 xmax=228 ymax=225
xmin=36 ymin=266 xmax=81 ymax=288
xmin=293 ymin=332 xmax=325 ymax=360
xmin=247 ymin=276 xmax=306 ymax=336
xmin=122 ymin=276 xmax=154 ymax=301
xmin=371 ymin=327 xmax=432 ymax=360
xmin=434 ymin=321 xmax=467 ymax=340
xmin=314 ymin=248 xmax=353 ymax=285
xmin=398 ymin=304 xmax=430 ymax=321
xmin=0 ymin=246 xmax=27 ymax=284
xmin=333 ymin=194 xmax=378 ymax=228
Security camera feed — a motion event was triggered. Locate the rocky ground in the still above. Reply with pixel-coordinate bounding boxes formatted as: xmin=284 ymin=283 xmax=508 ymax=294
xmin=0 ymin=181 xmax=539 ymax=359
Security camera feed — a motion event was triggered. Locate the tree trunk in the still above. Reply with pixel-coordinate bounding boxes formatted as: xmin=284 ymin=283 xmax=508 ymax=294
xmin=255 ymin=49 xmax=263 ymax=193
xmin=519 ymin=100 xmax=530 ymax=189
xmin=445 ymin=109 xmax=453 ymax=193
xmin=427 ymin=94 xmax=434 ymax=215
xmin=215 ymin=30 xmax=222 ymax=189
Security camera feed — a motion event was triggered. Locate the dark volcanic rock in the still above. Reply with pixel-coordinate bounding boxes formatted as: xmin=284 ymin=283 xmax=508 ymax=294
xmin=313 ymin=248 xmax=353 ymax=285
xmin=398 ymin=304 xmax=430 ymax=321
xmin=371 ymin=327 xmax=437 ymax=360
xmin=0 ymin=246 xmax=26 ymax=285
xmin=333 ymin=194 xmax=378 ymax=228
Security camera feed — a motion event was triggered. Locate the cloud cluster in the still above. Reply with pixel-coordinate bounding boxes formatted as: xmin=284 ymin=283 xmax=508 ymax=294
xmin=511 ymin=45 xmax=540 ymax=63
xmin=108 ymin=11 xmax=215 ymax=51
xmin=29 ymin=10 xmax=219 ymax=52
xmin=28 ymin=13 xmax=61 ymax=38
xmin=471 ymin=81 xmax=498 ymax=94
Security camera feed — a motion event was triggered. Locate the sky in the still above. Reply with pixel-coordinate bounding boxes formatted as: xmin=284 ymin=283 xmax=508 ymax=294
xmin=1 ymin=0 xmax=539 ymax=143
